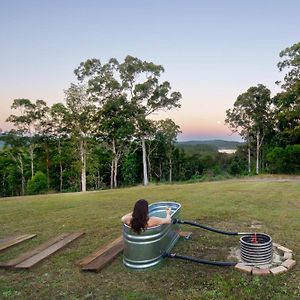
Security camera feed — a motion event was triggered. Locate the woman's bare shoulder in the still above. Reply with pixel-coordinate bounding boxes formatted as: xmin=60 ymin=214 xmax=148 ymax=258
xmin=121 ymin=212 xmax=132 ymax=225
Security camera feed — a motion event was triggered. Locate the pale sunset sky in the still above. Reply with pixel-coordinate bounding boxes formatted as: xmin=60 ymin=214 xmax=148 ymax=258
xmin=0 ymin=0 xmax=299 ymax=141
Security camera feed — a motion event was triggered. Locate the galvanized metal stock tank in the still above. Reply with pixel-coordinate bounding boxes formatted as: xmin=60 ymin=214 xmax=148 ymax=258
xmin=123 ymin=201 xmax=181 ymax=269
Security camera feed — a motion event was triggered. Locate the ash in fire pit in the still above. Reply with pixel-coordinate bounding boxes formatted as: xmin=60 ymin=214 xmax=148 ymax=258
xmin=240 ymin=233 xmax=273 ymax=265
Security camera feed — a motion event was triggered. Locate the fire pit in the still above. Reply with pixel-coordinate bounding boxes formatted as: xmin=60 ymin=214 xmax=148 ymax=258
xmin=240 ymin=233 xmax=273 ymax=265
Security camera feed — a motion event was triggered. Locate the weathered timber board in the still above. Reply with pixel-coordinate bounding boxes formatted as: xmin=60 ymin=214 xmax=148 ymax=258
xmin=77 ymin=236 xmax=123 ymax=267
xmin=0 ymin=233 xmax=70 ymax=269
xmin=14 ymin=232 xmax=84 ymax=269
xmin=81 ymin=237 xmax=123 ymax=272
xmin=0 ymin=234 xmax=37 ymax=252
xmin=0 ymin=234 xmax=20 ymax=244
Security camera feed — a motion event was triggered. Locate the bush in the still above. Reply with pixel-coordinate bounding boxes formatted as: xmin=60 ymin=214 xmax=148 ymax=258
xmin=267 ymin=144 xmax=300 ymax=173
xmin=27 ymin=171 xmax=48 ymax=195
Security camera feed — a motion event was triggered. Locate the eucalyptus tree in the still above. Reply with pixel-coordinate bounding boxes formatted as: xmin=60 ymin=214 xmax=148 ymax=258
xmin=49 ymin=103 xmax=68 ymax=192
xmin=277 ymin=41 xmax=300 ymax=90
xmin=272 ymin=81 xmax=300 ymax=146
xmin=6 ymin=99 xmax=48 ymax=178
xmin=226 ymin=84 xmax=273 ymax=174
xmin=225 ymin=101 xmax=253 ymax=173
xmin=98 ymin=95 xmax=136 ymax=188
xmin=144 ymin=120 xmax=160 ymax=183
xmin=273 ymin=42 xmax=300 ymax=146
xmin=157 ymin=119 xmax=181 ymax=183
xmin=74 ymin=58 xmax=131 ymax=189
xmin=119 ymin=56 xmax=182 ymax=185
xmin=74 ymin=56 xmax=182 ymax=186
xmin=64 ymin=83 xmax=96 ymax=192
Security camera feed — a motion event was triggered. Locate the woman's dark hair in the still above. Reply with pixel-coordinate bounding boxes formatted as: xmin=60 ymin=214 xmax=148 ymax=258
xmin=130 ymin=199 xmax=149 ymax=234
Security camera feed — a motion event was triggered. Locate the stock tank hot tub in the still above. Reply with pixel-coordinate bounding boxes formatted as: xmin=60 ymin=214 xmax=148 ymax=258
xmin=123 ymin=201 xmax=181 ymax=269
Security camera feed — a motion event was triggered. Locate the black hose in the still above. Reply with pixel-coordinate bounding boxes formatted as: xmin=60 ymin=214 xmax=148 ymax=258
xmin=164 ymin=253 xmax=237 ymax=267
xmin=174 ymin=219 xmax=243 ymax=236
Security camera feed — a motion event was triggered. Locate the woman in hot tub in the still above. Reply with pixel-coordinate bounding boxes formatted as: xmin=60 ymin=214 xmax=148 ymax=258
xmin=121 ymin=199 xmax=171 ymax=234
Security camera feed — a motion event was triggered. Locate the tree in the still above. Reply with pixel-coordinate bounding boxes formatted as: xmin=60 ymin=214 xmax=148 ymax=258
xmin=226 ymin=84 xmax=273 ymax=174
xmin=157 ymin=119 xmax=181 ymax=183
xmin=49 ymin=103 xmax=69 ymax=192
xmin=98 ymin=96 xmax=136 ymax=188
xmin=119 ymin=56 xmax=182 ymax=185
xmin=74 ymin=56 xmax=182 ymax=186
xmin=226 ymin=98 xmax=253 ymax=173
xmin=273 ymin=42 xmax=300 ymax=146
xmin=64 ymin=84 xmax=96 ymax=192
xmin=6 ymin=99 xmax=48 ymax=178
xmin=277 ymin=41 xmax=300 ymax=90
xmin=0 ymin=132 xmax=28 ymax=195
xmin=272 ymin=81 xmax=300 ymax=146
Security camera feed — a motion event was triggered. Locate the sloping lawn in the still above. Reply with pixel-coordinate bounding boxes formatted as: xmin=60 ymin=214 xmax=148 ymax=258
xmin=0 ymin=177 xmax=300 ymax=299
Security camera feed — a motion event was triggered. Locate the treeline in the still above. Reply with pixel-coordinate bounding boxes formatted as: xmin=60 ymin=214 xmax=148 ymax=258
xmin=0 ymin=56 xmax=184 ymax=196
xmin=1 ymin=41 xmax=300 ymax=197
xmin=225 ymin=41 xmax=300 ymax=175
xmin=1 ymin=56 xmax=239 ymax=197
xmin=0 ymin=130 xmax=243 ymax=197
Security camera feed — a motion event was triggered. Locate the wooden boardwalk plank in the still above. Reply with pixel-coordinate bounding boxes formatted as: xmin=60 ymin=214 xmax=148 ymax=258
xmin=0 ymin=234 xmax=20 ymax=244
xmin=0 ymin=234 xmax=37 ymax=252
xmin=15 ymin=232 xmax=84 ymax=269
xmin=81 ymin=237 xmax=123 ymax=272
xmin=77 ymin=236 xmax=123 ymax=267
xmin=0 ymin=233 xmax=70 ymax=269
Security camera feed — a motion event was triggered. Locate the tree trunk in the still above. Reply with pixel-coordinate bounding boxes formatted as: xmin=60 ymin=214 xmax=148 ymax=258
xmin=247 ymin=135 xmax=251 ymax=174
xmin=29 ymin=144 xmax=34 ymax=178
xmin=110 ymin=139 xmax=117 ymax=189
xmin=45 ymin=143 xmax=50 ymax=189
xmin=114 ymin=156 xmax=118 ymax=188
xmin=58 ymin=139 xmax=63 ymax=192
xmin=97 ymin=170 xmax=101 ymax=189
xmin=80 ymin=139 xmax=86 ymax=192
xmin=19 ymin=155 xmax=25 ymax=196
xmin=141 ymin=137 xmax=149 ymax=186
xmin=110 ymin=159 xmax=114 ymax=189
xmin=147 ymin=151 xmax=152 ymax=183
xmin=159 ymin=162 xmax=162 ymax=181
xmin=169 ymin=156 xmax=172 ymax=183
xmin=256 ymin=132 xmax=260 ymax=175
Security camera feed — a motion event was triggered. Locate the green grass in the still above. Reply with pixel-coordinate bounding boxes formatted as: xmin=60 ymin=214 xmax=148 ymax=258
xmin=1 ymin=176 xmax=300 ymax=299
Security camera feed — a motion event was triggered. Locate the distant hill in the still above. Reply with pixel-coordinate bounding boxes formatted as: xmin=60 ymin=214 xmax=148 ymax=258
xmin=177 ymin=140 xmax=243 ymax=149
xmin=176 ymin=140 xmax=244 ymax=156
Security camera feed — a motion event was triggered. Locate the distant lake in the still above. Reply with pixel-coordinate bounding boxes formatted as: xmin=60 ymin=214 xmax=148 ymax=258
xmin=218 ymin=149 xmax=236 ymax=154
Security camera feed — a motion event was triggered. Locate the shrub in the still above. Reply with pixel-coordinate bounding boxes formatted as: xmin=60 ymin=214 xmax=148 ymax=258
xmin=267 ymin=144 xmax=300 ymax=173
xmin=27 ymin=171 xmax=48 ymax=195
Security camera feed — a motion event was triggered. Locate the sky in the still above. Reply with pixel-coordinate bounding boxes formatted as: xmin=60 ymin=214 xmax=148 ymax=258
xmin=0 ymin=0 xmax=299 ymax=141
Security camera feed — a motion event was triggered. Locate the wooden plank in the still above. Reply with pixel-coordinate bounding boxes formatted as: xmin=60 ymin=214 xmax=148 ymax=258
xmin=0 ymin=233 xmax=70 ymax=269
xmin=0 ymin=234 xmax=20 ymax=244
xmin=0 ymin=234 xmax=37 ymax=252
xmin=15 ymin=232 xmax=84 ymax=269
xmin=77 ymin=236 xmax=123 ymax=267
xmin=81 ymin=237 xmax=123 ymax=272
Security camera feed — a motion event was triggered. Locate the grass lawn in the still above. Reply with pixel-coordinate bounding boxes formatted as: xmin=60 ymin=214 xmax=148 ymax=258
xmin=0 ymin=176 xmax=300 ymax=299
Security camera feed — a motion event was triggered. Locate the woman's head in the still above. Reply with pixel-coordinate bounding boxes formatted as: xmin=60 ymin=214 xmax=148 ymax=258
xmin=130 ymin=199 xmax=149 ymax=234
